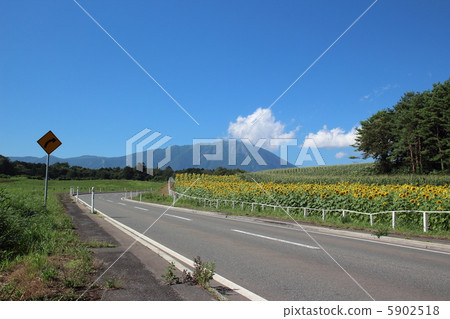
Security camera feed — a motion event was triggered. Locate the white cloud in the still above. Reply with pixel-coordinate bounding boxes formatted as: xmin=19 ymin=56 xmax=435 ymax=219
xmin=335 ymin=151 xmax=347 ymax=159
xmin=306 ymin=126 xmax=357 ymax=148
xmin=227 ymin=108 xmax=299 ymax=149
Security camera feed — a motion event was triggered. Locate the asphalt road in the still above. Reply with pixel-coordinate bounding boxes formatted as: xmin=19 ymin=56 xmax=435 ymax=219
xmin=78 ymin=192 xmax=450 ymax=301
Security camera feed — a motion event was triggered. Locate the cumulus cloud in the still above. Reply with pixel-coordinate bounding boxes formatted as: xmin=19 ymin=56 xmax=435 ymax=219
xmin=306 ymin=125 xmax=357 ymax=148
xmin=335 ymin=151 xmax=347 ymax=159
xmin=227 ymin=108 xmax=298 ymax=149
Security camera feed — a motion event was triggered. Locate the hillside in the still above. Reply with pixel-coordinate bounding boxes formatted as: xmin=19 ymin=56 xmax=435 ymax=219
xmin=8 ymin=141 xmax=295 ymax=172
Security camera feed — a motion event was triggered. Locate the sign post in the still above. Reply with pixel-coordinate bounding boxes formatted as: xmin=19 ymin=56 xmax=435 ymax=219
xmin=91 ymin=187 xmax=95 ymax=214
xmin=37 ymin=131 xmax=62 ymax=206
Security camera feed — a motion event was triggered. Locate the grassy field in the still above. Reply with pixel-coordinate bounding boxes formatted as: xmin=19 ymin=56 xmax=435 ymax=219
xmin=245 ymin=163 xmax=450 ymax=185
xmin=0 ymin=177 xmax=161 ymax=300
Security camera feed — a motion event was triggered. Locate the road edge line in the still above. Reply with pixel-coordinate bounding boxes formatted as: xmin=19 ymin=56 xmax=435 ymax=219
xmin=123 ymin=197 xmax=450 ymax=253
xmin=76 ymin=197 xmax=267 ymax=301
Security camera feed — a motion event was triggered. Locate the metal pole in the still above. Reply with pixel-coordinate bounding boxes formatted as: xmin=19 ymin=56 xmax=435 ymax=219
xmin=44 ymin=154 xmax=50 ymax=206
xmin=91 ymin=187 xmax=95 ymax=214
xmin=423 ymin=212 xmax=428 ymax=232
xmin=392 ymin=212 xmax=396 ymax=229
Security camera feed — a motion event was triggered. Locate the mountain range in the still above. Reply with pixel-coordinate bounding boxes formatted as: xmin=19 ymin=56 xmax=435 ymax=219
xmin=8 ymin=141 xmax=295 ymax=172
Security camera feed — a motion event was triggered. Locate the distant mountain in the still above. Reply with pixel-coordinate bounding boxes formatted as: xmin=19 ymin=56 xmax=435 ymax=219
xmin=8 ymin=141 xmax=295 ymax=172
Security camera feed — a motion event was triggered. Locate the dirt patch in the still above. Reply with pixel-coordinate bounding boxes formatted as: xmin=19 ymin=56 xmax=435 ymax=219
xmin=0 ymin=255 xmax=99 ymax=301
xmin=159 ymin=183 xmax=170 ymax=196
xmin=0 ymin=263 xmax=48 ymax=300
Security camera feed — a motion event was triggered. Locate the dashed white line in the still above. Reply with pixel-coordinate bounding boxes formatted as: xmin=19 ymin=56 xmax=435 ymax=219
xmin=106 ymin=199 xmax=114 ymax=203
xmin=118 ymin=203 xmax=127 ymax=206
xmin=134 ymin=206 xmax=149 ymax=211
xmin=232 ymin=229 xmax=320 ymax=250
xmin=165 ymin=214 xmax=192 ymax=221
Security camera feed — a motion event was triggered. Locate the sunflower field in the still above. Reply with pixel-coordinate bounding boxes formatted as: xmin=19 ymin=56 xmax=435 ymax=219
xmin=175 ymin=173 xmax=450 ymax=232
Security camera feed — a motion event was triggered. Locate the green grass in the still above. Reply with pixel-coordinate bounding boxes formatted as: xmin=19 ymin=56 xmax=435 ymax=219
xmin=1 ymin=177 xmax=162 ymax=194
xmin=244 ymin=163 xmax=450 ymax=185
xmin=0 ymin=177 xmax=161 ymax=300
xmin=139 ymin=191 xmax=174 ymax=205
xmin=83 ymin=241 xmax=117 ymax=248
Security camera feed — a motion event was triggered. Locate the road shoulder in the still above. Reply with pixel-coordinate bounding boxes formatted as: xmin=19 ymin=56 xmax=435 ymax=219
xmin=62 ymin=194 xmax=214 ymax=301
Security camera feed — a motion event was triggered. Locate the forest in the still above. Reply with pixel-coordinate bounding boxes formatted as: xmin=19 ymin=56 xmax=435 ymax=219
xmin=0 ymin=155 xmax=244 ymax=181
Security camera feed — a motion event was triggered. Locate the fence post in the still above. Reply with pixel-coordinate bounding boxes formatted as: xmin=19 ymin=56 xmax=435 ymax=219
xmin=262 ymin=204 xmax=265 ymax=211
xmin=91 ymin=187 xmax=95 ymax=214
xmin=392 ymin=212 xmax=396 ymax=229
xmin=287 ymin=207 xmax=290 ymax=213
xmin=232 ymin=201 xmax=235 ymax=209
xmin=140 ymin=192 xmax=142 ymax=202
xmin=370 ymin=214 xmax=373 ymax=226
xmin=423 ymin=212 xmax=428 ymax=232
xmin=342 ymin=210 xmax=347 ymax=218
xmin=304 ymin=208 xmax=307 ymax=217
xmin=322 ymin=209 xmax=325 ymax=220
xmin=204 ymin=199 xmax=206 ymax=207
xmin=241 ymin=202 xmax=244 ymax=209
xmin=216 ymin=200 xmax=219 ymax=209
xmin=251 ymin=203 xmax=254 ymax=211
xmin=76 ymin=187 xmax=79 ymax=202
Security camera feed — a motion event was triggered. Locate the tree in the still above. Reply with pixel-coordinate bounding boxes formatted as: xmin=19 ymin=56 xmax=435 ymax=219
xmin=0 ymin=156 xmax=15 ymax=176
xmin=354 ymin=109 xmax=395 ymax=173
xmin=354 ymin=79 xmax=449 ymax=173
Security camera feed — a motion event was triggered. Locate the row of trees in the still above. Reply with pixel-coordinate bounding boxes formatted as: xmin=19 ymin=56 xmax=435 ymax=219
xmin=0 ymin=155 xmax=245 ymax=180
xmin=354 ymin=79 xmax=449 ymax=173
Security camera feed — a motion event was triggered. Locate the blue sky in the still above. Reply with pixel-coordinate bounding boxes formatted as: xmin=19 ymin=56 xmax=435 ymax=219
xmin=1 ymin=0 xmax=449 ymax=167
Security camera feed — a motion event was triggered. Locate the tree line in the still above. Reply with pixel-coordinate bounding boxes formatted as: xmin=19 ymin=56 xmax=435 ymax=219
xmin=354 ymin=79 xmax=449 ymax=174
xmin=0 ymin=156 xmax=245 ymax=181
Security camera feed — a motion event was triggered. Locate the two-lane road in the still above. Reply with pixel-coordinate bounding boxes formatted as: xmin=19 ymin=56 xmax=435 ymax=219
xmin=79 ymin=192 xmax=450 ymax=301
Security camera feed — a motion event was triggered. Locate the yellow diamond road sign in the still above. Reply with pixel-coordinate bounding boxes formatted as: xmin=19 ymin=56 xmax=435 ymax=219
xmin=37 ymin=130 xmax=62 ymax=154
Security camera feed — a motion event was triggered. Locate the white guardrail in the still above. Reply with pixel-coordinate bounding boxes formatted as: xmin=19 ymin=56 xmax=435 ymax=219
xmin=169 ymin=190 xmax=449 ymax=233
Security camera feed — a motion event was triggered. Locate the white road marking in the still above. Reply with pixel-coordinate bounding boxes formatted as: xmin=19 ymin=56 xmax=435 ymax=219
xmin=106 ymin=199 xmax=114 ymax=203
xmin=118 ymin=203 xmax=126 ymax=206
xmin=232 ymin=229 xmax=320 ymax=250
xmin=134 ymin=206 xmax=148 ymax=211
xmin=114 ymin=196 xmax=449 ymax=255
xmin=306 ymin=230 xmax=450 ymax=256
xmin=165 ymin=214 xmax=191 ymax=221
xmin=76 ymin=197 xmax=265 ymax=301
